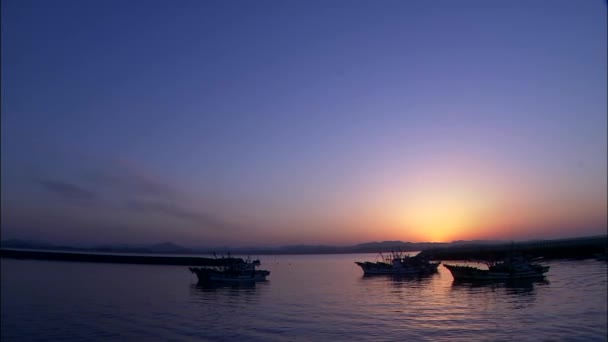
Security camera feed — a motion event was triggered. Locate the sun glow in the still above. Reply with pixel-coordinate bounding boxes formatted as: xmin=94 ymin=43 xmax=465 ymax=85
xmin=397 ymin=185 xmax=491 ymax=242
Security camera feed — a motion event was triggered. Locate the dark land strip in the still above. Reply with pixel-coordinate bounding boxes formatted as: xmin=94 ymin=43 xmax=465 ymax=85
xmin=0 ymin=249 xmax=243 ymax=266
xmin=1 ymin=235 xmax=606 ymax=265
xmin=418 ymin=235 xmax=607 ymax=261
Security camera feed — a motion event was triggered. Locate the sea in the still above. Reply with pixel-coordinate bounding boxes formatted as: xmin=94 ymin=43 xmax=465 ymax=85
xmin=1 ymin=253 xmax=607 ymax=341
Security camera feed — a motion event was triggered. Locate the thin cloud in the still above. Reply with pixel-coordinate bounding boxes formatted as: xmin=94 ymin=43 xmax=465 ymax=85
xmin=90 ymin=160 xmax=176 ymax=198
xmin=34 ymin=159 xmax=238 ymax=232
xmin=125 ymin=199 xmax=233 ymax=230
xmin=38 ymin=179 xmax=99 ymax=202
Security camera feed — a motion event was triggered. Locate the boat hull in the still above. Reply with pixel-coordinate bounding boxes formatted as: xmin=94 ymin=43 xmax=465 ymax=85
xmin=356 ymin=261 xmax=440 ymax=275
xmin=443 ymin=264 xmax=549 ymax=281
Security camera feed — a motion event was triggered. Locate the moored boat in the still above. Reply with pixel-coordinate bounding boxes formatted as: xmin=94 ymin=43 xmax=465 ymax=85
xmin=355 ymin=251 xmax=440 ymax=275
xmin=189 ymin=257 xmax=270 ymax=283
xmin=443 ymin=255 xmax=549 ymax=281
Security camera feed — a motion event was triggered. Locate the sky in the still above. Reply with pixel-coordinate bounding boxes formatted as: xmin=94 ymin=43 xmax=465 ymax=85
xmin=1 ymin=0 xmax=606 ymax=247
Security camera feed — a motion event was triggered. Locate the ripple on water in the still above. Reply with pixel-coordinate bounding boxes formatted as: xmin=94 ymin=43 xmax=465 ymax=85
xmin=1 ymin=257 xmax=607 ymax=341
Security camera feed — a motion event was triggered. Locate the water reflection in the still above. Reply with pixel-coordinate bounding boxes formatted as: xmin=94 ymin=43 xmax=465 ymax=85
xmin=451 ymin=278 xmax=549 ymax=297
xmin=191 ymin=281 xmax=267 ymax=291
xmin=2 ymin=256 xmax=606 ymax=341
xmin=360 ymin=273 xmax=439 ymax=289
xmin=362 ymin=273 xmax=437 ymax=282
xmin=189 ymin=281 xmax=268 ymax=304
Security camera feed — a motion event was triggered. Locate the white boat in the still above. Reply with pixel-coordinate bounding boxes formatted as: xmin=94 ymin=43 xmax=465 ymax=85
xmin=189 ymin=257 xmax=270 ymax=283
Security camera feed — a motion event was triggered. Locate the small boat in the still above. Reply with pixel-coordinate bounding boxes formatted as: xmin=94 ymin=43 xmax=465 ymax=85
xmin=189 ymin=256 xmax=270 ymax=283
xmin=443 ymin=255 xmax=549 ymax=281
xmin=355 ymin=251 xmax=440 ymax=275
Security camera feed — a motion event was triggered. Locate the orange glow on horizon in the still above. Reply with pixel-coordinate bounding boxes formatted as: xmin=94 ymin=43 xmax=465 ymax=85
xmin=385 ymin=178 xmax=494 ymax=242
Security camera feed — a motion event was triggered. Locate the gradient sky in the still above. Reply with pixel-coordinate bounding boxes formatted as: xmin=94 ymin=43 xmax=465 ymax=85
xmin=1 ymin=0 xmax=606 ymax=247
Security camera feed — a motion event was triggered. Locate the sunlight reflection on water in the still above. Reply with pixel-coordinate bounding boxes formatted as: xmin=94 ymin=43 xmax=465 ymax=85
xmin=1 ymin=255 xmax=606 ymax=341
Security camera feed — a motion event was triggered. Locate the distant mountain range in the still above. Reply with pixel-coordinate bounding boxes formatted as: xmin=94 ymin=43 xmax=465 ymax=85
xmin=0 ymin=238 xmax=513 ymax=255
xmin=3 ymin=235 xmax=606 ymax=261
xmin=0 ymin=239 xmax=193 ymax=254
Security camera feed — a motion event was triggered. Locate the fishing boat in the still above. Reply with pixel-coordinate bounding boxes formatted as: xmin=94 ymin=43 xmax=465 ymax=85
xmin=355 ymin=251 xmax=440 ymax=275
xmin=189 ymin=256 xmax=270 ymax=283
xmin=443 ymin=255 xmax=549 ymax=281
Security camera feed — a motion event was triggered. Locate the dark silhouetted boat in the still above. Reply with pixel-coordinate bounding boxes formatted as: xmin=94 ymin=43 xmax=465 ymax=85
xmin=355 ymin=251 xmax=440 ymax=275
xmin=189 ymin=256 xmax=270 ymax=283
xmin=443 ymin=255 xmax=549 ymax=281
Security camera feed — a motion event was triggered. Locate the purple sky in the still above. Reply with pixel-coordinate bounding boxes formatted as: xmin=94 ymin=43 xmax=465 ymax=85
xmin=1 ymin=0 xmax=606 ymax=247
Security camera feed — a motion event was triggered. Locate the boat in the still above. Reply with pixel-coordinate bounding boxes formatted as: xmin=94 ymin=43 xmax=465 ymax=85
xmin=443 ymin=255 xmax=549 ymax=281
xmin=355 ymin=251 xmax=441 ymax=275
xmin=189 ymin=256 xmax=270 ymax=283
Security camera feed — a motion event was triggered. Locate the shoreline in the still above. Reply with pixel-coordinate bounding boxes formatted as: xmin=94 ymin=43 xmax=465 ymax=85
xmin=418 ymin=235 xmax=607 ymax=261
xmin=2 ymin=235 xmax=606 ymax=265
xmin=0 ymin=249 xmax=244 ymax=266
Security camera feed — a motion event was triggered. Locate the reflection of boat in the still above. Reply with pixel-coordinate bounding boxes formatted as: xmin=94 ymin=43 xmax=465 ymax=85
xmin=451 ymin=277 xmax=549 ymax=297
xmin=190 ymin=282 xmax=260 ymax=292
xmin=355 ymin=251 xmax=440 ymax=275
xmin=594 ymin=248 xmax=607 ymax=261
xmin=443 ymin=255 xmax=549 ymax=281
xmin=189 ymin=256 xmax=270 ymax=284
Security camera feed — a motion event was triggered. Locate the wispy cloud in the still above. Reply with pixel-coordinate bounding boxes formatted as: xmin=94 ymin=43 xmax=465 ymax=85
xmin=90 ymin=159 xmax=176 ymax=198
xmin=35 ymin=158 xmax=237 ymax=231
xmin=38 ymin=179 xmax=99 ymax=203
xmin=125 ymin=199 xmax=231 ymax=230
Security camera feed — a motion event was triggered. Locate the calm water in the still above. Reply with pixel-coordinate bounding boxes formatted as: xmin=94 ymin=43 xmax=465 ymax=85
xmin=1 ymin=254 xmax=607 ymax=341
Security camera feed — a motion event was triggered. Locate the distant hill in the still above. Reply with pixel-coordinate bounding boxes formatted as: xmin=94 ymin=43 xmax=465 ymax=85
xmin=0 ymin=238 xmax=505 ymax=255
xmin=0 ymin=239 xmax=83 ymax=251
xmin=352 ymin=241 xmax=447 ymax=253
xmin=419 ymin=235 xmax=608 ymax=260
xmin=94 ymin=242 xmax=192 ymax=254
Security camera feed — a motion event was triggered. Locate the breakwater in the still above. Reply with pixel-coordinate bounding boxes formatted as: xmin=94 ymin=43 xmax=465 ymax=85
xmin=0 ymin=249 xmax=243 ymax=266
xmin=418 ymin=235 xmax=607 ymax=260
